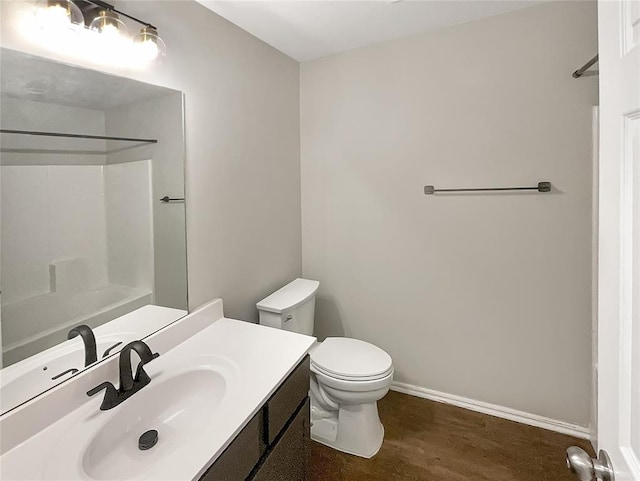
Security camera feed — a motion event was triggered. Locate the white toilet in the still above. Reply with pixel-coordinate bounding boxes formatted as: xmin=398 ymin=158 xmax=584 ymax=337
xmin=257 ymin=278 xmax=393 ymax=458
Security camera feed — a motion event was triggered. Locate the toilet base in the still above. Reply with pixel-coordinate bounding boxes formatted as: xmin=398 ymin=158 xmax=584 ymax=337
xmin=310 ymin=400 xmax=384 ymax=458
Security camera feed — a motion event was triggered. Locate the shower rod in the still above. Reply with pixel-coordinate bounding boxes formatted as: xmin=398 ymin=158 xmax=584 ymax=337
xmin=423 ymin=182 xmax=551 ymax=195
xmin=0 ymin=129 xmax=158 ymax=144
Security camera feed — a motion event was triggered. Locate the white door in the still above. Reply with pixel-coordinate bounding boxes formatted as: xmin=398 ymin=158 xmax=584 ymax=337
xmin=597 ymin=0 xmax=640 ymax=479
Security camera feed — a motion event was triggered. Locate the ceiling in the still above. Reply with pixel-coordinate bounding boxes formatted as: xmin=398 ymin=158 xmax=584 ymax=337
xmin=196 ymin=0 xmax=544 ymax=62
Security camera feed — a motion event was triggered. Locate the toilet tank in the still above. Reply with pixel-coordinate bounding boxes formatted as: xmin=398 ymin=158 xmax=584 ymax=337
xmin=256 ymin=278 xmax=320 ymax=336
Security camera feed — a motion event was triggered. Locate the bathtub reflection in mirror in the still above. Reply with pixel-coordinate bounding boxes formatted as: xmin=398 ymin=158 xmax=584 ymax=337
xmin=0 ymin=49 xmax=188 ymax=415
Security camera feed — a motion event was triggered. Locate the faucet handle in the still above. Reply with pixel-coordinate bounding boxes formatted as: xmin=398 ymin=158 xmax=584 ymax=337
xmin=87 ymin=381 xmax=121 ymax=411
xmin=87 ymin=381 xmax=116 ymax=398
xmin=134 ymin=352 xmax=159 ymax=383
xmin=102 ymin=341 xmax=123 ymax=358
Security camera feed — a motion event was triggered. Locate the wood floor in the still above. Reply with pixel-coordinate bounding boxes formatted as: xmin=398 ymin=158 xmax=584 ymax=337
xmin=309 ymin=391 xmax=593 ymax=481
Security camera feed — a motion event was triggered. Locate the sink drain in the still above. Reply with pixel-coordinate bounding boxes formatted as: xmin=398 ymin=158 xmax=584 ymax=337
xmin=138 ymin=429 xmax=159 ymax=451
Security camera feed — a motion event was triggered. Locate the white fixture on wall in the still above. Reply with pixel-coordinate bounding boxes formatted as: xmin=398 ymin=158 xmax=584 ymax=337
xmin=24 ymin=0 xmax=166 ymax=68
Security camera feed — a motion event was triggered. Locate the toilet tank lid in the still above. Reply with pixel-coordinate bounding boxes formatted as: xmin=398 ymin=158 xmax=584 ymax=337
xmin=256 ymin=278 xmax=320 ymax=314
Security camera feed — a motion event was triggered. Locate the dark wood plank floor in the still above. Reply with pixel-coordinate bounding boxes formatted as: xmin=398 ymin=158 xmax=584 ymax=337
xmin=309 ymin=391 xmax=593 ymax=481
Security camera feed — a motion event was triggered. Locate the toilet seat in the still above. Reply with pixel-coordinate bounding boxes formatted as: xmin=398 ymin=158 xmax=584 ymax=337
xmin=312 ymin=364 xmax=394 ymax=393
xmin=311 ymin=337 xmax=393 ymax=381
xmin=311 ymin=362 xmax=394 ymax=382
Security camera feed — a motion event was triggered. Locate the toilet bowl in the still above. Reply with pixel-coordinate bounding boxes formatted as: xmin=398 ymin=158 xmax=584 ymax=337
xmin=257 ymin=279 xmax=393 ymax=458
xmin=309 ymin=337 xmax=393 ymax=458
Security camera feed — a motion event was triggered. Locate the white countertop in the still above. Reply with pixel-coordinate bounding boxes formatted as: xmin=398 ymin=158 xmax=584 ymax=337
xmin=0 ymin=305 xmax=315 ymax=481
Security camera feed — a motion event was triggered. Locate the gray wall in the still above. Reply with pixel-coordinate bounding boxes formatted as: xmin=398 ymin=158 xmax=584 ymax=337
xmin=1 ymin=0 xmax=302 ymax=321
xmin=300 ymin=1 xmax=598 ymax=426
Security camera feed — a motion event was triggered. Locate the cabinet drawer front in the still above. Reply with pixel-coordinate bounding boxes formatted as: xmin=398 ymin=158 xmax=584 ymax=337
xmin=252 ymin=398 xmax=309 ymax=481
xmin=264 ymin=357 xmax=310 ymax=445
xmin=200 ymin=412 xmax=262 ymax=481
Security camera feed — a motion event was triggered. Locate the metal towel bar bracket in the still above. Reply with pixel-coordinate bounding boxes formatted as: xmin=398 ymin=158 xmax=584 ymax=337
xmin=159 ymin=196 xmax=185 ymax=203
xmin=572 ymin=54 xmax=598 ymax=78
xmin=424 ymin=181 xmax=551 ymax=195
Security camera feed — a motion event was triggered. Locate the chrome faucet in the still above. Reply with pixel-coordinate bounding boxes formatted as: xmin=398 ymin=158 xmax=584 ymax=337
xmin=68 ymin=325 xmax=97 ymax=367
xmin=87 ymin=340 xmax=159 ymax=411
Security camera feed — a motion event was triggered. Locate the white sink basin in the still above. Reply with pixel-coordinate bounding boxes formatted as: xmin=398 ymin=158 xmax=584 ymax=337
xmin=82 ymin=368 xmax=226 ymax=481
xmin=44 ymin=354 xmax=238 ymax=481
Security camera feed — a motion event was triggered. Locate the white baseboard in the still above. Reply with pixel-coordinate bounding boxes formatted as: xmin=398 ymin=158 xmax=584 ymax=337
xmin=391 ymin=381 xmax=590 ymax=440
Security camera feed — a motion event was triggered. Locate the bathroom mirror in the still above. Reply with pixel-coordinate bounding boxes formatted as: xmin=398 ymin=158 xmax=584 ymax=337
xmin=0 ymin=48 xmax=188 ymax=415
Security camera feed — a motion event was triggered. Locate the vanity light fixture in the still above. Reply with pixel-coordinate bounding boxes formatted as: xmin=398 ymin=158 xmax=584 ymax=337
xmin=27 ymin=0 xmax=167 ymax=66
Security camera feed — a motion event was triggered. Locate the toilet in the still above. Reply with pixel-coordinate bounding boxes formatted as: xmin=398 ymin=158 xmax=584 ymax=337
xmin=257 ymin=278 xmax=393 ymax=458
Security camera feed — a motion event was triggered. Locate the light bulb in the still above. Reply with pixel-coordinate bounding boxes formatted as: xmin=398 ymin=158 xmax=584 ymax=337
xmin=138 ymin=39 xmax=159 ymax=62
xmin=100 ymin=23 xmax=121 ymax=39
xmin=89 ymin=10 xmax=129 ymax=37
xmin=44 ymin=4 xmax=70 ymax=25
xmin=34 ymin=0 xmax=84 ymax=31
xmin=135 ymin=27 xmax=166 ymax=63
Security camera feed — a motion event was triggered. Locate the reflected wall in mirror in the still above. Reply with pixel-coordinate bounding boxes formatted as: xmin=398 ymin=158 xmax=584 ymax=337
xmin=0 ymin=48 xmax=188 ymax=415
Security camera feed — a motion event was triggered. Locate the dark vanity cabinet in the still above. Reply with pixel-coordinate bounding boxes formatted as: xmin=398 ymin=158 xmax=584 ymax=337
xmin=200 ymin=357 xmax=310 ymax=481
